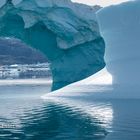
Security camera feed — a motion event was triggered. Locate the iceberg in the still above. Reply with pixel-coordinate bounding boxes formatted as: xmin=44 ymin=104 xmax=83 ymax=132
xmin=42 ymin=0 xmax=140 ymax=100
xmin=97 ymin=0 xmax=140 ymax=86
xmin=0 ymin=0 xmax=105 ymax=91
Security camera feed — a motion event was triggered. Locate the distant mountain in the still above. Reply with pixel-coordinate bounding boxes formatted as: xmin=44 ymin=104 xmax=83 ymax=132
xmin=0 ymin=38 xmax=48 ymax=65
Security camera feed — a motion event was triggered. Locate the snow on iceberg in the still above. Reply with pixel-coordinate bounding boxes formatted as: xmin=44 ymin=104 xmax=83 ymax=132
xmin=97 ymin=0 xmax=140 ymax=86
xmin=41 ymin=68 xmax=113 ymax=99
xmin=0 ymin=0 xmax=105 ymax=91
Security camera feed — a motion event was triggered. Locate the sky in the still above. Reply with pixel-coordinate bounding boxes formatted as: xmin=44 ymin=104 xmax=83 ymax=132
xmin=0 ymin=0 xmax=131 ymax=7
xmin=72 ymin=0 xmax=131 ymax=7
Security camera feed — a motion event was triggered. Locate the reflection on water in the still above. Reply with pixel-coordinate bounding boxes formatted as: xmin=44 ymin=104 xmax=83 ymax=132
xmin=0 ymin=85 xmax=113 ymax=140
xmin=1 ymin=85 xmax=140 ymax=140
xmin=0 ymin=99 xmax=112 ymax=140
xmin=106 ymin=99 xmax=140 ymax=140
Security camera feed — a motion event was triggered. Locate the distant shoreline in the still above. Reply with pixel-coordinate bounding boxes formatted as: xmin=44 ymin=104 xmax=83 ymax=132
xmin=0 ymin=78 xmax=52 ymax=86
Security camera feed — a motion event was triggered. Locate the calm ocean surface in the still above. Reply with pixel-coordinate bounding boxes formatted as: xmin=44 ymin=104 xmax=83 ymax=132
xmin=0 ymin=84 xmax=140 ymax=140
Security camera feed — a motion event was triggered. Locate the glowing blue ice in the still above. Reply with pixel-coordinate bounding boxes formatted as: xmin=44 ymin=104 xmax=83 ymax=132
xmin=0 ymin=0 xmax=105 ymax=90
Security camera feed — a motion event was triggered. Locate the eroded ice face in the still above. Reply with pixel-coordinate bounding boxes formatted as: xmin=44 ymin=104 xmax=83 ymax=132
xmin=0 ymin=0 xmax=105 ymax=91
xmin=0 ymin=0 xmax=6 ymax=7
xmin=97 ymin=0 xmax=140 ymax=85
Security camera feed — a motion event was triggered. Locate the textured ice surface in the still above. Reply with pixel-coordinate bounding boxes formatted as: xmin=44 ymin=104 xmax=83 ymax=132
xmin=0 ymin=0 xmax=105 ymax=90
xmin=97 ymin=0 xmax=140 ymax=86
xmin=42 ymin=0 xmax=140 ymax=99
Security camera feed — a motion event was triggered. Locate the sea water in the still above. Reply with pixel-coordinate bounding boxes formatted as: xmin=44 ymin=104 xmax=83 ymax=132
xmin=0 ymin=84 xmax=140 ymax=140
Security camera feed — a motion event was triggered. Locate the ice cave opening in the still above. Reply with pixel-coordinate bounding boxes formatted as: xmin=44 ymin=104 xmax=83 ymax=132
xmin=0 ymin=0 xmax=106 ymax=91
xmin=0 ymin=37 xmax=52 ymax=79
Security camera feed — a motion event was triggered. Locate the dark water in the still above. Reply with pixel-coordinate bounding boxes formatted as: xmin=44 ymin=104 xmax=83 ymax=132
xmin=0 ymin=85 xmax=140 ymax=140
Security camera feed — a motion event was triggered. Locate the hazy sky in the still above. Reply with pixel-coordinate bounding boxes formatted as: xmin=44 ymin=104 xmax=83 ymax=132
xmin=0 ymin=0 xmax=131 ymax=7
xmin=72 ymin=0 xmax=131 ymax=7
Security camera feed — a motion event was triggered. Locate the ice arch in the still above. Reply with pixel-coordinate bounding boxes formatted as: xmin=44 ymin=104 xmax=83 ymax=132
xmin=97 ymin=0 xmax=140 ymax=86
xmin=0 ymin=0 xmax=105 ymax=91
